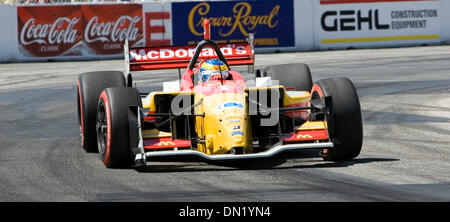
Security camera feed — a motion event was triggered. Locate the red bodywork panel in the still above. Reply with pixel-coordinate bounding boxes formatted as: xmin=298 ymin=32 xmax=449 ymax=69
xmin=144 ymin=137 xmax=191 ymax=150
xmin=128 ymin=43 xmax=254 ymax=71
xmin=283 ymin=101 xmax=310 ymax=119
xmin=143 ymin=129 xmax=328 ymax=150
xmin=282 ymin=129 xmax=329 ymax=142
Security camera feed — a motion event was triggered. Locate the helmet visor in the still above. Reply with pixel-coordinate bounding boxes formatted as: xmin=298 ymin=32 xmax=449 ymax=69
xmin=201 ymin=70 xmax=228 ymax=82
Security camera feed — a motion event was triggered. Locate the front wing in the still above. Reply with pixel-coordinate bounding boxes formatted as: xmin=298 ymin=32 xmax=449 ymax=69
xmin=133 ymin=107 xmax=333 ymax=167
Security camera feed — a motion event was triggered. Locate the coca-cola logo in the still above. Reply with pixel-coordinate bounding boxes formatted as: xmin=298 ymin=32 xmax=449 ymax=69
xmin=18 ymin=4 xmax=143 ymax=56
xmin=20 ymin=17 xmax=80 ymax=45
xmin=84 ymin=15 xmax=141 ymax=43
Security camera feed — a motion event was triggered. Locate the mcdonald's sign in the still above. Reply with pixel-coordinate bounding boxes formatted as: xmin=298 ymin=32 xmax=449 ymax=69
xmin=296 ymin=134 xmax=313 ymax=139
xmin=157 ymin=141 xmax=176 ymax=146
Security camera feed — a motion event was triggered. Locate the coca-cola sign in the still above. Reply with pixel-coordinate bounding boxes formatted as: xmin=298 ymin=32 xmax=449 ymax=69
xmin=17 ymin=4 xmax=143 ymax=58
xmin=17 ymin=6 xmax=83 ymax=57
xmin=20 ymin=17 xmax=79 ymax=45
xmin=84 ymin=16 xmax=140 ymax=43
xmin=82 ymin=4 xmax=143 ymax=55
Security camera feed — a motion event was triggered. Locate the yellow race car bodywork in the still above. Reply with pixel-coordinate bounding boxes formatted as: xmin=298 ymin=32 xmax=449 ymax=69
xmin=141 ymin=82 xmax=328 ymax=157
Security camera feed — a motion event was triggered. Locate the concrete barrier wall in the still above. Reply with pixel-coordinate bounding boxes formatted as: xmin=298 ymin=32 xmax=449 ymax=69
xmin=0 ymin=5 xmax=18 ymax=62
xmin=439 ymin=0 xmax=450 ymax=44
xmin=0 ymin=0 xmax=449 ymax=62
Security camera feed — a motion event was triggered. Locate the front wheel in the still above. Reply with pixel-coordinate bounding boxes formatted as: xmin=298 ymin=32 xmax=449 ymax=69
xmin=97 ymin=87 xmax=142 ymax=168
xmin=77 ymin=71 xmax=126 ymax=152
xmin=311 ymin=77 xmax=363 ymax=161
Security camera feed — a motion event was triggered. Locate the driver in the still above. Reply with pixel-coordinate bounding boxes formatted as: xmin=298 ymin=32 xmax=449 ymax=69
xmin=198 ymin=59 xmax=229 ymax=82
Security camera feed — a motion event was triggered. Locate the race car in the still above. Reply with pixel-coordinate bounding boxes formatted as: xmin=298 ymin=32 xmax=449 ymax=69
xmin=76 ymin=20 xmax=363 ymax=168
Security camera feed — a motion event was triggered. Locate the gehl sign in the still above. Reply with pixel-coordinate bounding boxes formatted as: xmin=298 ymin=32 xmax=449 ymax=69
xmin=321 ymin=9 xmax=389 ymax=31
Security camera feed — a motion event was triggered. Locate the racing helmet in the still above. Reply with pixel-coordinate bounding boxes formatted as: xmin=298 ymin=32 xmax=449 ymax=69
xmin=198 ymin=59 xmax=229 ymax=82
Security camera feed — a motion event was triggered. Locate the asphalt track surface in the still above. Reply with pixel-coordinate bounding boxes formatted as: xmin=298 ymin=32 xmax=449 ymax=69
xmin=0 ymin=46 xmax=449 ymax=202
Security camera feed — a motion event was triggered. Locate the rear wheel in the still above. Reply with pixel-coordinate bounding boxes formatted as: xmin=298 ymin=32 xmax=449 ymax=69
xmin=254 ymin=63 xmax=313 ymax=150
xmin=77 ymin=71 xmax=126 ymax=152
xmin=97 ymin=87 xmax=142 ymax=168
xmin=311 ymin=77 xmax=363 ymax=161
xmin=257 ymin=63 xmax=313 ymax=92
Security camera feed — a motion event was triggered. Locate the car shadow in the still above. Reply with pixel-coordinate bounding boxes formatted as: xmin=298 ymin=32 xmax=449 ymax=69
xmin=134 ymin=150 xmax=399 ymax=173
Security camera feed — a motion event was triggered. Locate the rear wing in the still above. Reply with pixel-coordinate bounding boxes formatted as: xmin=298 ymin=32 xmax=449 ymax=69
xmin=124 ymin=34 xmax=255 ymax=74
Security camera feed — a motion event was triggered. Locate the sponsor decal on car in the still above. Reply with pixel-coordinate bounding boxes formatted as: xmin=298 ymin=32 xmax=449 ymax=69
xmin=218 ymin=101 xmax=244 ymax=110
xmin=296 ymin=134 xmax=313 ymax=139
xmin=231 ymin=131 xmax=245 ymax=136
xmin=129 ymin=43 xmax=251 ymax=62
xmin=157 ymin=141 xmax=175 ymax=146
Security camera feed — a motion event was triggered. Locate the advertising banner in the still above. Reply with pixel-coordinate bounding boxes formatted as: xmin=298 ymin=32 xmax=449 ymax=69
xmin=129 ymin=43 xmax=252 ymax=63
xmin=128 ymin=42 xmax=253 ymax=70
xmin=144 ymin=11 xmax=171 ymax=47
xmin=142 ymin=2 xmax=172 ymax=47
xmin=315 ymin=0 xmax=441 ymax=49
xmin=18 ymin=5 xmax=83 ymax=57
xmin=17 ymin=3 xmax=143 ymax=58
xmin=82 ymin=4 xmax=143 ymax=55
xmin=171 ymin=0 xmax=295 ymax=48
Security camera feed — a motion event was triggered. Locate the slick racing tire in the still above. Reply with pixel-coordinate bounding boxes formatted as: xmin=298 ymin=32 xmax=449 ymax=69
xmin=311 ymin=77 xmax=363 ymax=161
xmin=77 ymin=71 xmax=126 ymax=153
xmin=256 ymin=63 xmax=313 ymax=92
xmin=97 ymin=87 xmax=142 ymax=168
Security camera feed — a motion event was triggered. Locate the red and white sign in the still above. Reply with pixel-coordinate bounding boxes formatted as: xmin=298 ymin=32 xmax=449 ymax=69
xmin=82 ymin=4 xmax=143 ymax=55
xmin=17 ymin=4 xmax=144 ymax=58
xmin=17 ymin=6 xmax=83 ymax=57
xmin=128 ymin=43 xmax=254 ymax=70
xmin=130 ymin=43 xmax=252 ymax=62
xmin=142 ymin=2 xmax=172 ymax=47
xmin=145 ymin=11 xmax=171 ymax=46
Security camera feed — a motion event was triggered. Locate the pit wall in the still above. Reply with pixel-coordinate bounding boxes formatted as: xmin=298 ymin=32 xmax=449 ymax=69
xmin=0 ymin=0 xmax=448 ymax=62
